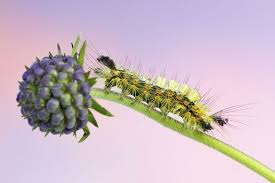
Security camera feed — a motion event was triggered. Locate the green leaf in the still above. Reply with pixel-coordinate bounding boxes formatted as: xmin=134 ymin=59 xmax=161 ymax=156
xmin=44 ymin=130 xmax=50 ymax=137
xmin=91 ymin=98 xmax=113 ymax=117
xmin=71 ymin=34 xmax=81 ymax=57
xmin=77 ymin=41 xmax=86 ymax=66
xmin=88 ymin=77 xmax=97 ymax=87
xmin=78 ymin=126 xmax=90 ymax=143
xmin=84 ymin=71 xmax=91 ymax=79
xmin=88 ymin=110 xmax=98 ymax=127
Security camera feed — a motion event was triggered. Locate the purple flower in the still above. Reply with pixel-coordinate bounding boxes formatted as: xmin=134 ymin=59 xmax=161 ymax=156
xmin=41 ymin=74 xmax=53 ymax=87
xmin=46 ymin=98 xmax=60 ymax=113
xmin=51 ymin=112 xmax=64 ymax=126
xmin=33 ymin=66 xmax=45 ymax=76
xmin=45 ymin=65 xmax=56 ymax=75
xmin=53 ymin=123 xmax=65 ymax=133
xmin=57 ymin=72 xmax=68 ymax=83
xmin=16 ymin=92 xmax=24 ymax=103
xmin=28 ymin=118 xmax=35 ymax=127
xmin=34 ymin=98 xmax=45 ymax=109
xmin=21 ymin=105 xmax=32 ymax=117
xmin=67 ymin=82 xmax=78 ymax=94
xmin=62 ymin=63 xmax=74 ymax=73
xmin=40 ymin=57 xmax=52 ymax=67
xmin=78 ymin=118 xmax=88 ymax=129
xmin=38 ymin=87 xmax=51 ymax=100
xmin=25 ymin=91 xmax=35 ymax=102
xmin=26 ymin=74 xmax=35 ymax=83
xmin=80 ymin=82 xmax=91 ymax=95
xmin=73 ymin=94 xmax=83 ymax=107
xmin=52 ymin=83 xmax=64 ymax=97
xmin=64 ymin=56 xmax=76 ymax=65
xmin=40 ymin=123 xmax=51 ymax=132
xmin=78 ymin=108 xmax=88 ymax=120
xmin=37 ymin=109 xmax=50 ymax=121
xmin=60 ymin=93 xmax=71 ymax=107
xmin=64 ymin=106 xmax=75 ymax=119
xmin=65 ymin=117 xmax=76 ymax=129
xmin=17 ymin=50 xmax=98 ymax=138
xmin=64 ymin=128 xmax=74 ymax=134
xmin=22 ymin=70 xmax=32 ymax=81
xmin=73 ymin=69 xmax=84 ymax=81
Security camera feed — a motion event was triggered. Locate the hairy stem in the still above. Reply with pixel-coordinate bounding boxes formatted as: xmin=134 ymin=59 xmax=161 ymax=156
xmin=91 ymin=88 xmax=275 ymax=182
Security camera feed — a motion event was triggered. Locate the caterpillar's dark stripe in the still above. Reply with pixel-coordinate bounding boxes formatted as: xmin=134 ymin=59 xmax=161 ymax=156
xmin=93 ymin=56 xmax=228 ymax=131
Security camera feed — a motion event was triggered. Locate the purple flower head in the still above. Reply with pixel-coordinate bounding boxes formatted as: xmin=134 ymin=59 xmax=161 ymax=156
xmin=53 ymin=123 xmax=65 ymax=133
xmin=21 ymin=105 xmax=32 ymax=117
xmin=40 ymin=123 xmax=51 ymax=132
xmin=67 ymin=82 xmax=78 ymax=94
xmin=16 ymin=92 xmax=24 ymax=103
xmin=73 ymin=69 xmax=84 ymax=81
xmin=60 ymin=93 xmax=71 ymax=107
xmin=28 ymin=118 xmax=35 ymax=127
xmin=64 ymin=56 xmax=76 ymax=65
xmin=65 ymin=117 xmax=76 ymax=129
xmin=73 ymin=94 xmax=83 ymax=107
xmin=57 ymin=72 xmax=68 ymax=83
xmin=84 ymin=96 xmax=92 ymax=108
xmin=34 ymin=98 xmax=46 ymax=109
xmin=46 ymin=98 xmax=60 ymax=113
xmin=38 ymin=87 xmax=51 ymax=100
xmin=64 ymin=127 xmax=74 ymax=134
xmin=78 ymin=118 xmax=88 ymax=129
xmin=51 ymin=112 xmax=64 ymax=126
xmin=22 ymin=70 xmax=32 ymax=81
xmin=33 ymin=65 xmax=45 ymax=77
xmin=52 ymin=83 xmax=64 ymax=97
xmin=78 ymin=108 xmax=88 ymax=120
xmin=62 ymin=63 xmax=74 ymax=73
xmin=45 ymin=65 xmax=56 ymax=74
xmin=25 ymin=91 xmax=35 ymax=102
xmin=80 ymin=82 xmax=91 ymax=95
xmin=17 ymin=49 xmax=99 ymax=138
xmin=52 ymin=56 xmax=62 ymax=65
xmin=41 ymin=74 xmax=53 ymax=87
xmin=64 ymin=106 xmax=75 ymax=119
xmin=30 ymin=62 xmax=40 ymax=70
xmin=40 ymin=57 xmax=52 ymax=67
xmin=26 ymin=74 xmax=35 ymax=83
xmin=37 ymin=108 xmax=50 ymax=121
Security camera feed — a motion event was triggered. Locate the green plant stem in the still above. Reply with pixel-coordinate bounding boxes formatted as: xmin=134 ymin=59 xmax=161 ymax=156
xmin=91 ymin=88 xmax=275 ymax=182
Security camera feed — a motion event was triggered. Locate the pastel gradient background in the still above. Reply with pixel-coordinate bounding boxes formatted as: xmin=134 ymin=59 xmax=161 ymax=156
xmin=1 ymin=0 xmax=275 ymax=182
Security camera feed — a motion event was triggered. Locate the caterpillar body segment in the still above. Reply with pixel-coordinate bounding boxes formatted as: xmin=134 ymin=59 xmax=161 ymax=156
xmin=93 ymin=56 xmax=228 ymax=132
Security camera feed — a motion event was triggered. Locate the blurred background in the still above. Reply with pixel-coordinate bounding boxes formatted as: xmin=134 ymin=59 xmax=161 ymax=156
xmin=0 ymin=0 xmax=275 ymax=182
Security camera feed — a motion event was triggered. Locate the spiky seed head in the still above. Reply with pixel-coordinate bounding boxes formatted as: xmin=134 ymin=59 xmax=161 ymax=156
xmin=17 ymin=54 xmax=92 ymax=136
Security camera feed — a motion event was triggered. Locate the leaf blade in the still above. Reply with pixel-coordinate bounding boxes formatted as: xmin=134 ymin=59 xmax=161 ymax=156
xmin=78 ymin=41 xmax=86 ymax=66
xmin=88 ymin=110 xmax=98 ymax=127
xmin=88 ymin=77 xmax=97 ymax=87
xmin=91 ymin=98 xmax=113 ymax=117
xmin=78 ymin=126 xmax=90 ymax=143
xmin=71 ymin=34 xmax=81 ymax=57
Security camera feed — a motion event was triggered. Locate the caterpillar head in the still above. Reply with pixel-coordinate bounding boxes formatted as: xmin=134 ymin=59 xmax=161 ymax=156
xmin=212 ymin=115 xmax=229 ymax=126
xmin=97 ymin=56 xmax=116 ymax=70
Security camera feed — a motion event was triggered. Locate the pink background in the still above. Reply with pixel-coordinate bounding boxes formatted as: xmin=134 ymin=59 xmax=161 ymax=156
xmin=1 ymin=0 xmax=274 ymax=182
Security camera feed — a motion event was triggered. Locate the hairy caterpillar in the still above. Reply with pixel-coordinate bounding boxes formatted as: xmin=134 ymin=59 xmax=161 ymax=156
xmin=88 ymin=55 xmax=235 ymax=132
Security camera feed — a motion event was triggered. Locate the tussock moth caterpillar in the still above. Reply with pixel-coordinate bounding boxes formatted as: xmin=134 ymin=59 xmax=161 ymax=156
xmin=87 ymin=52 xmax=245 ymax=132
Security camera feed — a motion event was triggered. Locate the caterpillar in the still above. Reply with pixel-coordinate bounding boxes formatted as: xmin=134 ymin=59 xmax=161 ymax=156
xmin=88 ymin=55 xmax=235 ymax=132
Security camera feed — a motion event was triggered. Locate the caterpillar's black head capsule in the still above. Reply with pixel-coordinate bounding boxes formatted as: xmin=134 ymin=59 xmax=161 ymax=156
xmin=97 ymin=56 xmax=116 ymax=70
xmin=212 ymin=116 xmax=228 ymax=126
